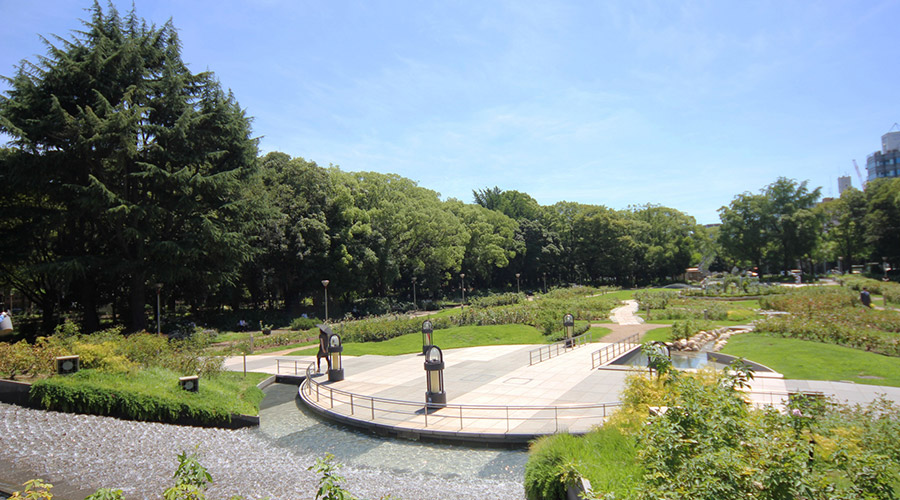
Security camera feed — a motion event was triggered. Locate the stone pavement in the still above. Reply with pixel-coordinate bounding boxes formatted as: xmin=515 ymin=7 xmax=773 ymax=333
xmin=221 ymin=300 xmax=899 ymax=443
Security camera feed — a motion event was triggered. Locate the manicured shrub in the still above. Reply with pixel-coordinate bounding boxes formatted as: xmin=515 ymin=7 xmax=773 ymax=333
xmin=290 ymin=316 xmax=321 ymax=331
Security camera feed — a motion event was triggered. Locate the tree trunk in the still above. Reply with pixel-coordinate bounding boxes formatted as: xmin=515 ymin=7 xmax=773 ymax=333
xmin=79 ymin=277 xmax=101 ymax=333
xmin=127 ymin=273 xmax=147 ymax=332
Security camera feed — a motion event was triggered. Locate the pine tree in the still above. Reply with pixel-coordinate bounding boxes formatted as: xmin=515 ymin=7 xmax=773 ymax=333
xmin=0 ymin=2 xmax=258 ymax=332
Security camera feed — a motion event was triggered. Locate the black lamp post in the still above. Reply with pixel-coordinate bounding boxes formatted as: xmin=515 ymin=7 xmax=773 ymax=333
xmin=412 ymin=277 xmax=417 ymax=310
xmin=155 ymin=283 xmax=163 ymax=335
xmin=424 ymin=345 xmax=446 ymax=408
xmin=322 ymin=279 xmax=330 ymax=321
xmin=542 ymin=272 xmax=547 ymax=293
xmin=838 ymin=256 xmax=843 ymax=275
xmin=421 ymin=319 xmax=434 ymax=354
xmin=883 ymin=257 xmax=889 ymax=281
xmin=327 ymin=330 xmax=344 ymax=382
xmin=564 ymin=313 xmax=575 ymax=347
xmin=515 ymin=273 xmax=521 ymax=294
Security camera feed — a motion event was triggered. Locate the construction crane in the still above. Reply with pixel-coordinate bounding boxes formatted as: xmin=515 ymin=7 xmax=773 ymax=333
xmin=852 ymin=159 xmax=866 ymax=189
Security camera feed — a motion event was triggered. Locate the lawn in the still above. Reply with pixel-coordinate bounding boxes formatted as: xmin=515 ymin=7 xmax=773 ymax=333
xmin=721 ymin=332 xmax=900 ymax=387
xmin=31 ymin=368 xmax=270 ymax=423
xmin=289 ymin=323 xmax=609 ymax=356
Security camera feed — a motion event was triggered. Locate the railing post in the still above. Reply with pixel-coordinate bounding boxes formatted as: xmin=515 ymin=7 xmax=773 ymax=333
xmin=506 ymin=406 xmax=510 ymax=432
xmin=350 ymin=394 xmax=355 ymax=415
xmin=555 ymin=406 xmax=559 ymax=433
xmin=370 ymin=398 xmax=375 ymax=420
xmin=425 ymin=405 xmax=429 ymax=427
xmin=276 ymin=359 xmax=280 ymax=374
xmin=459 ymin=406 xmax=463 ymax=430
xmin=329 ymin=387 xmax=333 ymax=408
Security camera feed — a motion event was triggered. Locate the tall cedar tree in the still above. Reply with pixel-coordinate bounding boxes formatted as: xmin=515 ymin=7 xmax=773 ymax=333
xmin=0 ymin=3 xmax=258 ymax=332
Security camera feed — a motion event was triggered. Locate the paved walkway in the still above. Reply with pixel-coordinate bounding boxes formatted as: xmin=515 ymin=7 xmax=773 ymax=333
xmin=221 ymin=300 xmax=898 ymax=443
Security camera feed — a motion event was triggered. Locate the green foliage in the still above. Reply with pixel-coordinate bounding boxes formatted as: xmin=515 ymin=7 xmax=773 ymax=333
xmin=8 ymin=479 xmax=54 ymax=500
xmin=83 ymin=489 xmax=125 ymax=500
xmin=756 ymin=286 xmax=900 ymax=356
xmin=291 ymin=323 xmax=556 ymax=357
xmin=525 ymin=428 xmax=642 ymax=500
xmin=469 ymin=292 xmax=525 ymax=308
xmin=30 ymin=368 xmax=266 ymax=424
xmin=0 ymin=3 xmax=260 ymax=332
xmin=164 ymin=451 xmax=213 ymax=500
xmin=667 ymin=319 xmax=715 ymax=341
xmin=633 ymin=289 xmax=678 ymax=310
xmin=308 ymin=454 xmax=357 ymax=500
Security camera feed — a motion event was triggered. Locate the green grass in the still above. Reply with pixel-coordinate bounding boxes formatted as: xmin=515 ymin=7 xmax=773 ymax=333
xmin=721 ymin=333 xmax=900 ymax=387
xmin=289 ymin=323 xmax=606 ymax=356
xmin=31 ymin=368 xmax=269 ymax=423
xmin=525 ymin=427 xmax=642 ymax=499
xmin=641 ymin=327 xmax=672 ymax=343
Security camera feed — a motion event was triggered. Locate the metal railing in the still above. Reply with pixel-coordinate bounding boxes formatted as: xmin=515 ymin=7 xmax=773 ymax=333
xmin=300 ymin=363 xmax=621 ymax=435
xmin=528 ymin=331 xmax=594 ymax=365
xmin=276 ymin=358 xmax=307 ymax=375
xmin=591 ymin=333 xmax=640 ymax=369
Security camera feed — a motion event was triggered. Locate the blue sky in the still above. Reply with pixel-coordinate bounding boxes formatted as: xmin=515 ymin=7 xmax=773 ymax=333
xmin=2 ymin=0 xmax=898 ymax=223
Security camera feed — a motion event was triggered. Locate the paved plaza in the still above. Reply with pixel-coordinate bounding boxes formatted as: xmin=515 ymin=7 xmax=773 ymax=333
xmin=223 ymin=300 xmax=900 ymax=443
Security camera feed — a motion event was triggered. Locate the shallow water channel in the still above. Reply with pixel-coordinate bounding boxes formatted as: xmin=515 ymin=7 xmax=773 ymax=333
xmin=0 ymin=383 xmax=528 ymax=499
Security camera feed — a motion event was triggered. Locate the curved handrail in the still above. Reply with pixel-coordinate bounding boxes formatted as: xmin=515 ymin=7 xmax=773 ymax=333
xmin=299 ymin=362 xmax=621 ymax=434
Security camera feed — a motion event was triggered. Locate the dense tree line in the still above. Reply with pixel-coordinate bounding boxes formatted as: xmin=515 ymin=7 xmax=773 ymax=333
xmin=716 ymin=177 xmax=900 ymax=276
xmin=2 ymin=5 xmax=897 ymax=334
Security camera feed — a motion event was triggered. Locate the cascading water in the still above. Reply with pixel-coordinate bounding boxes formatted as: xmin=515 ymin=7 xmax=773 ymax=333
xmin=0 ymin=383 xmax=527 ymax=500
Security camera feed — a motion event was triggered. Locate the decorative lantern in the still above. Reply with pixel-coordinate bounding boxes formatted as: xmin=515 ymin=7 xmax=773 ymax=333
xmin=421 ymin=320 xmax=434 ymax=354
xmin=327 ymin=332 xmax=344 ymax=382
xmin=424 ymin=346 xmax=446 ymax=408
xmin=564 ymin=313 xmax=575 ymax=347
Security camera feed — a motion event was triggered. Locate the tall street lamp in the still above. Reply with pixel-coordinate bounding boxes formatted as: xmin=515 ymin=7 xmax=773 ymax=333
xmin=515 ymin=273 xmax=521 ymax=295
xmin=321 ymin=280 xmax=330 ymax=321
xmin=460 ymin=273 xmax=466 ymax=308
xmin=155 ymin=283 xmax=163 ymax=335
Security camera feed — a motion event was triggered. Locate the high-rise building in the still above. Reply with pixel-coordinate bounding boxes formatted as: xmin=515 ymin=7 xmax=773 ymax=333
xmin=866 ymin=129 xmax=900 ymax=182
xmin=838 ymin=175 xmax=852 ymax=194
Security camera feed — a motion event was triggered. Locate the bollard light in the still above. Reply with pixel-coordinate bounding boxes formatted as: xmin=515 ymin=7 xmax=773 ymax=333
xmin=424 ymin=346 xmax=446 ymax=408
xmin=321 ymin=280 xmax=330 ymax=321
xmin=421 ymin=319 xmax=434 ymax=354
xmin=56 ymin=355 xmax=80 ymax=375
xmin=179 ymin=375 xmax=199 ymax=392
xmin=564 ymin=313 xmax=575 ymax=347
xmin=327 ymin=330 xmax=344 ymax=382
xmin=515 ymin=273 xmax=521 ymax=294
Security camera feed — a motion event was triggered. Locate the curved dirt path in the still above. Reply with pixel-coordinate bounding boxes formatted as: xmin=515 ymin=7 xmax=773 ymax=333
xmin=592 ymin=299 xmax=668 ymax=343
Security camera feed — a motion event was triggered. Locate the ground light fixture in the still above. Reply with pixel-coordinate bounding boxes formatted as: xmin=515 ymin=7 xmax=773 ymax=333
xmin=564 ymin=313 xmax=575 ymax=347
xmin=327 ymin=329 xmax=344 ymax=382
xmin=838 ymin=256 xmax=843 ymax=274
xmin=56 ymin=355 xmax=79 ymax=375
xmin=424 ymin=345 xmax=446 ymax=408
xmin=179 ymin=375 xmax=199 ymax=392
xmin=421 ymin=319 xmax=434 ymax=354
xmin=515 ymin=273 xmax=521 ymax=294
